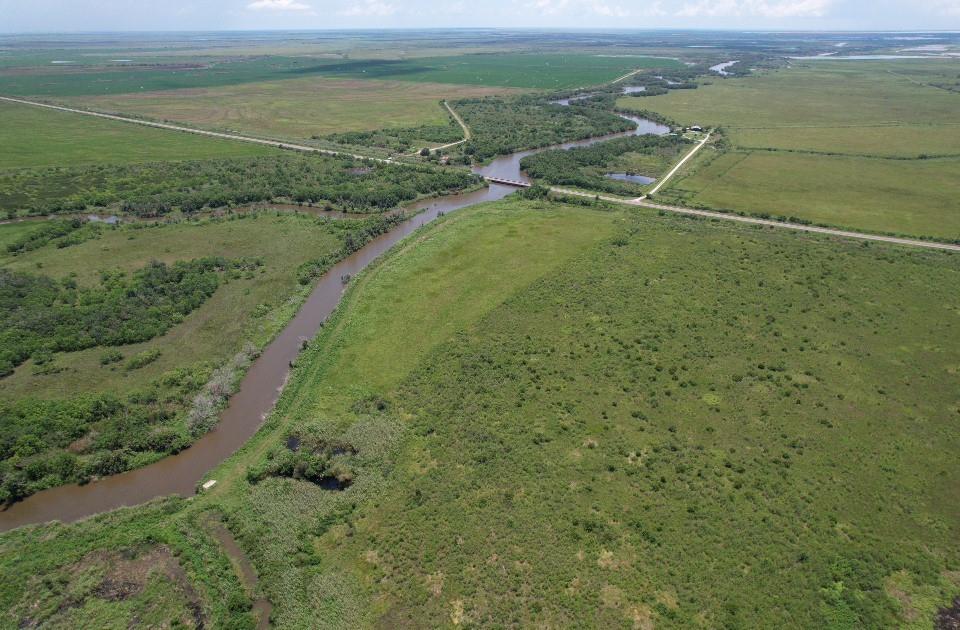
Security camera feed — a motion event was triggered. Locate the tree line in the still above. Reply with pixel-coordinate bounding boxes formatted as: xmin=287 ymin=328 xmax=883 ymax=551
xmin=0 ymin=155 xmax=481 ymax=218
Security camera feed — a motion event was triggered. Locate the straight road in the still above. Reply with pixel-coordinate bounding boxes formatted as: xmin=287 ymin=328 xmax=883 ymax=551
xmin=5 ymin=94 xmax=958 ymax=253
xmin=551 ymin=187 xmax=960 ymax=252
xmin=643 ymin=131 xmax=711 ymax=197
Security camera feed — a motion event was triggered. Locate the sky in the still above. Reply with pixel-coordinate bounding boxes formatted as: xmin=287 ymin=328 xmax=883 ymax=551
xmin=0 ymin=0 xmax=958 ymax=32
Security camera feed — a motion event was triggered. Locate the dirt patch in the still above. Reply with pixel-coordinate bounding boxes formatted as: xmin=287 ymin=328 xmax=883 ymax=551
xmin=937 ymin=597 xmax=960 ymax=630
xmin=17 ymin=545 xmax=204 ymax=629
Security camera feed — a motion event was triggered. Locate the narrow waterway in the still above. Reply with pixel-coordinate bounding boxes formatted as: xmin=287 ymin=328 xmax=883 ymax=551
xmin=0 ymin=113 xmax=668 ymax=532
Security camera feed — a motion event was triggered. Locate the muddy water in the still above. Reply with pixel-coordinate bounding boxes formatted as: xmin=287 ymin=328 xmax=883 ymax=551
xmin=0 ymin=113 xmax=667 ymax=532
xmin=205 ymin=516 xmax=273 ymax=630
xmin=473 ymin=114 xmax=669 ymax=184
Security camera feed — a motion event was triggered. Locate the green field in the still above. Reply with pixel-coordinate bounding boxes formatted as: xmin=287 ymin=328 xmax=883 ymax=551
xmin=0 ymin=53 xmax=682 ymax=97
xmin=308 ymin=54 xmax=684 ymax=89
xmin=69 ymin=78 xmax=522 ymax=141
xmin=0 ymin=100 xmax=274 ymax=169
xmin=661 ymin=149 xmax=960 ymax=240
xmin=5 ymin=197 xmax=957 ymax=628
xmin=618 ymin=60 xmax=960 ymax=238
xmin=0 ymin=211 xmax=417 ymax=502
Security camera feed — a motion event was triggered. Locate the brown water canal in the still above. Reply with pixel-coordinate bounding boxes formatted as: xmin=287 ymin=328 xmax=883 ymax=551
xmin=0 ymin=113 xmax=668 ymax=532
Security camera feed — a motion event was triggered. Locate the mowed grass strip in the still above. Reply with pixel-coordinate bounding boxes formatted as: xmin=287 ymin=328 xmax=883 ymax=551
xmin=69 ymin=77 xmax=524 ymax=141
xmin=0 ymin=100 xmax=275 ymax=169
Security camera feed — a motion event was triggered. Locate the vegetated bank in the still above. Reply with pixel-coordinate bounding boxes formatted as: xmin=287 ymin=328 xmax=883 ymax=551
xmin=520 ymin=133 xmax=690 ymax=196
xmin=0 ymin=150 xmax=480 ymax=504
xmin=232 ymin=197 xmax=960 ymax=628
xmin=7 ymin=196 xmax=954 ymax=628
xmin=0 ymin=153 xmax=481 ymax=219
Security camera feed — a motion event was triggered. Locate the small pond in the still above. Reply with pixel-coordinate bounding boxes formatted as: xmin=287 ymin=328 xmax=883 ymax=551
xmin=605 ymin=173 xmax=656 ymax=185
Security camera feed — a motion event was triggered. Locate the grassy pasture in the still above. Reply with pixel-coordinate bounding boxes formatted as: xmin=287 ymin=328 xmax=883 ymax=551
xmin=2 ymin=198 xmax=959 ymax=627
xmin=619 ymin=60 xmax=960 ymax=139
xmin=306 ymin=53 xmax=684 ymax=89
xmin=661 ymin=149 xmax=960 ymax=240
xmin=618 ymin=60 xmax=960 ymax=238
xmin=0 ymin=100 xmax=274 ymax=169
xmin=70 ymin=78 xmax=522 ymax=141
xmin=0 ymin=53 xmax=682 ymax=96
xmin=233 ymin=198 xmax=960 ymax=628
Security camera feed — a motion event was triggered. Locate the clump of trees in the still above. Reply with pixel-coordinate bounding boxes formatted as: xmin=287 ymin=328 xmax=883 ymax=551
xmin=296 ymin=212 xmax=406 ymax=285
xmin=246 ymin=432 xmax=356 ymax=489
xmin=454 ymin=95 xmax=635 ymax=161
xmin=0 ymin=257 xmax=261 ymax=376
xmin=520 ymin=134 xmax=688 ymax=195
xmin=327 ymin=121 xmax=462 ymax=152
xmin=6 ymin=219 xmax=105 ymax=254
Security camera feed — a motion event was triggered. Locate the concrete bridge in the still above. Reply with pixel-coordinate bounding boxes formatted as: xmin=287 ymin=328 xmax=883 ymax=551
xmin=484 ymin=176 xmax=531 ymax=188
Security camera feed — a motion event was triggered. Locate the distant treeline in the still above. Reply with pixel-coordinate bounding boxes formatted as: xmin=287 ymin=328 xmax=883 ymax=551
xmin=0 ymin=155 xmax=481 ymax=217
xmin=520 ymin=134 xmax=688 ymax=195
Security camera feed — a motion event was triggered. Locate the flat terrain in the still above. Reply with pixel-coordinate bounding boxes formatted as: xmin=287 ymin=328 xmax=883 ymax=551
xmin=663 ymin=149 xmax=960 ymax=239
xmin=69 ymin=78 xmax=523 ymax=141
xmin=0 ymin=53 xmax=682 ymax=97
xmin=232 ymin=199 xmax=960 ymax=628
xmin=0 ymin=214 xmax=341 ymax=401
xmin=619 ymin=60 xmax=960 ymax=239
xmin=306 ymin=53 xmax=685 ymax=89
xmin=0 ymin=100 xmax=274 ymax=169
xmin=2 ymin=195 xmax=960 ymax=628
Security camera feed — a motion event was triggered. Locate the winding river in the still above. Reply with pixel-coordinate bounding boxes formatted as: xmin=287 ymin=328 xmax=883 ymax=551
xmin=0 ymin=111 xmax=669 ymax=532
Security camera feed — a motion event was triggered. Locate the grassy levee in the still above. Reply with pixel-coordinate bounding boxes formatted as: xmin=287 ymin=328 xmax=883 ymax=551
xmin=0 ymin=100 xmax=275 ymax=169
xmin=208 ymin=199 xmax=956 ymax=627
xmin=617 ymin=60 xmax=960 ymax=240
xmin=68 ymin=78 xmax=524 ymax=142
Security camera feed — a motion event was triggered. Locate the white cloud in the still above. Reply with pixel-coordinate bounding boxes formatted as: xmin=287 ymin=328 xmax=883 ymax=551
xmin=525 ymin=0 xmax=636 ymax=16
xmin=338 ymin=0 xmax=398 ymax=16
xmin=247 ymin=0 xmax=312 ymax=11
xmin=675 ymin=0 xmax=832 ymax=17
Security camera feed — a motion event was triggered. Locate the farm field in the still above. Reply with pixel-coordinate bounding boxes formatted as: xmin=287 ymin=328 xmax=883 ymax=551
xmin=0 ymin=53 xmax=683 ymax=97
xmin=0 ymin=99 xmax=275 ymax=169
xmin=68 ymin=77 xmax=522 ymax=141
xmin=660 ymin=149 xmax=960 ymax=239
xmin=618 ymin=60 xmax=960 ymax=238
xmin=3 ymin=197 xmax=958 ymax=627
xmin=305 ymin=53 xmax=686 ymax=89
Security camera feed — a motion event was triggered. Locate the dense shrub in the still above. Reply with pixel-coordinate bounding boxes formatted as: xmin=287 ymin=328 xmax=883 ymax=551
xmin=0 ymin=257 xmax=260 ymax=375
xmin=0 ymin=155 xmax=481 ymax=217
